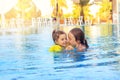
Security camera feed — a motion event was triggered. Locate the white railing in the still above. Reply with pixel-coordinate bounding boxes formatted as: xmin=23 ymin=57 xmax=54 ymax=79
xmin=64 ymin=16 xmax=92 ymax=26
xmin=32 ymin=17 xmax=53 ymax=27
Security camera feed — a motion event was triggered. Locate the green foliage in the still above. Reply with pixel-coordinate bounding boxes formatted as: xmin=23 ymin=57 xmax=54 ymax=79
xmin=72 ymin=4 xmax=81 ymax=18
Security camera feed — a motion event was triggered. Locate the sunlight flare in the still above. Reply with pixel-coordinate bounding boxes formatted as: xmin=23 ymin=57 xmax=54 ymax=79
xmin=32 ymin=0 xmax=52 ymax=16
xmin=89 ymin=4 xmax=101 ymax=17
xmin=0 ymin=0 xmax=18 ymax=14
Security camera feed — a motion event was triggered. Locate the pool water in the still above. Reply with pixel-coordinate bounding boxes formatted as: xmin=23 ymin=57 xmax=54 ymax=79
xmin=0 ymin=25 xmax=120 ymax=80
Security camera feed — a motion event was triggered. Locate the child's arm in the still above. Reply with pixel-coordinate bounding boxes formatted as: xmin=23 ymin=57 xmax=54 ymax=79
xmin=65 ymin=45 xmax=74 ymax=50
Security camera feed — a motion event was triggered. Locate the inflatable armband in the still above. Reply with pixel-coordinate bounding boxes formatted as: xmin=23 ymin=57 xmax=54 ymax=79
xmin=49 ymin=45 xmax=62 ymax=52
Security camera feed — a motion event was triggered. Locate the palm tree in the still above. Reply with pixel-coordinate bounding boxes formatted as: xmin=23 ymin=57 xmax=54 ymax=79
xmin=73 ymin=0 xmax=89 ymax=24
xmin=72 ymin=4 xmax=81 ymax=18
xmin=5 ymin=0 xmax=41 ymax=27
xmin=50 ymin=0 xmax=67 ymax=18
xmin=50 ymin=0 xmax=68 ymax=27
xmin=15 ymin=0 xmax=41 ymax=20
xmin=97 ymin=0 xmax=112 ymax=23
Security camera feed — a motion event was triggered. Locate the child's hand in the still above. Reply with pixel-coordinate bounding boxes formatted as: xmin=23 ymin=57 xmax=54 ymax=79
xmin=65 ymin=45 xmax=74 ymax=50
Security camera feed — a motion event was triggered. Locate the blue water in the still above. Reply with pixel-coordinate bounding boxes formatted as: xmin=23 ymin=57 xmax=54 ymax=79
xmin=0 ymin=26 xmax=120 ymax=80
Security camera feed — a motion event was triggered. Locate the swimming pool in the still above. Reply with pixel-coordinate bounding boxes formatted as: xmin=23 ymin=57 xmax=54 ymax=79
xmin=0 ymin=25 xmax=120 ymax=80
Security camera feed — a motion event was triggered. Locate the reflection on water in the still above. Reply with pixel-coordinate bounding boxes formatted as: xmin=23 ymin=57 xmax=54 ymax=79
xmin=53 ymin=52 xmax=85 ymax=63
xmin=0 ymin=25 xmax=46 ymax=35
xmin=85 ymin=24 xmax=114 ymax=38
xmin=0 ymin=25 xmax=120 ymax=80
xmin=0 ymin=24 xmax=117 ymax=37
xmin=59 ymin=24 xmax=116 ymax=38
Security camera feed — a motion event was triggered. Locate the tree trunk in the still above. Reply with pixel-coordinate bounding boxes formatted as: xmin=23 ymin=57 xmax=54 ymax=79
xmin=80 ymin=5 xmax=84 ymax=24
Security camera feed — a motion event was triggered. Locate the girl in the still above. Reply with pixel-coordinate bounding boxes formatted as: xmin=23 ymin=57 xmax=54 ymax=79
xmin=49 ymin=30 xmax=73 ymax=52
xmin=68 ymin=28 xmax=89 ymax=52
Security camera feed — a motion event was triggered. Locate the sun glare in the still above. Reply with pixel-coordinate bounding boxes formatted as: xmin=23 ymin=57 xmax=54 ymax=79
xmin=89 ymin=4 xmax=101 ymax=17
xmin=0 ymin=0 xmax=78 ymax=17
xmin=33 ymin=0 xmax=73 ymax=16
xmin=32 ymin=0 xmax=52 ymax=17
xmin=63 ymin=0 xmax=73 ymax=14
xmin=0 ymin=0 xmax=18 ymax=14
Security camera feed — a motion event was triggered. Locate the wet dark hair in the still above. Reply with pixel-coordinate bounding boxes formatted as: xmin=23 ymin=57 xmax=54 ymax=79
xmin=52 ymin=30 xmax=66 ymax=44
xmin=70 ymin=28 xmax=89 ymax=48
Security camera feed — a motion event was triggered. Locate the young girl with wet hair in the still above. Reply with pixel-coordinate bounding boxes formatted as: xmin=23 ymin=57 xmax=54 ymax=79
xmin=52 ymin=30 xmax=67 ymax=47
xmin=49 ymin=30 xmax=73 ymax=52
xmin=68 ymin=28 xmax=89 ymax=52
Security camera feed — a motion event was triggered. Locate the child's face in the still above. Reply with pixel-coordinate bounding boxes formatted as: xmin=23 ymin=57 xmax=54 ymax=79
xmin=68 ymin=32 xmax=77 ymax=46
xmin=55 ymin=34 xmax=67 ymax=47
